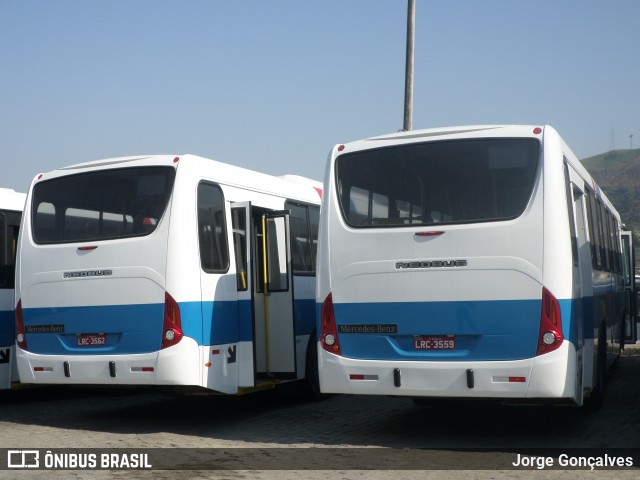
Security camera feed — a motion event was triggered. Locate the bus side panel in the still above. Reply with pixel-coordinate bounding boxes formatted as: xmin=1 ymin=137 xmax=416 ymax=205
xmin=293 ymin=276 xmax=316 ymax=337
xmin=0 ymin=290 xmax=14 ymax=388
xmin=293 ymin=275 xmax=316 ymax=379
xmin=0 ymin=290 xmax=14 ymax=348
xmin=1 ymin=204 xmax=24 ymax=388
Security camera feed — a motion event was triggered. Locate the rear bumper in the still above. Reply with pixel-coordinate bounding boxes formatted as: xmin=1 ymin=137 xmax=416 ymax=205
xmin=318 ymin=341 xmax=576 ymax=401
xmin=16 ymin=337 xmax=200 ymax=386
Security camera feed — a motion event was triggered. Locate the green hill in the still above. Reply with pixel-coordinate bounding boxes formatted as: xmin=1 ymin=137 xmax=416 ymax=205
xmin=581 ymin=149 xmax=640 ymax=241
xmin=582 ymin=148 xmax=640 ymax=266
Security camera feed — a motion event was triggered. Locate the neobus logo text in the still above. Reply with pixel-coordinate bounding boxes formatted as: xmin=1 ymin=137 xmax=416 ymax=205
xmin=63 ymin=270 xmax=113 ymax=279
xmin=395 ymin=259 xmax=468 ymax=269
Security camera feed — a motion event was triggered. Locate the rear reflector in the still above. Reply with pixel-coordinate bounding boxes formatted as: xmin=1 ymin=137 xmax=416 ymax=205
xmin=492 ymin=376 xmax=528 ymax=383
xmin=349 ymin=374 xmax=378 ymax=381
xmin=131 ymin=367 xmax=155 ymax=373
xmin=33 ymin=367 xmax=53 ymax=372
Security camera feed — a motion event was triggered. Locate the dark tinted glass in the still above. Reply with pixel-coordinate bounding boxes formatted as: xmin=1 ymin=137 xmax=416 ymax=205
xmin=336 ymin=139 xmax=540 ymax=227
xmin=32 ymin=167 xmax=175 ymax=244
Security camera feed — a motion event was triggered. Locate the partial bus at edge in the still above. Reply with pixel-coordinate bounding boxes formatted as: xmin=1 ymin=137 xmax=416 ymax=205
xmin=15 ymin=154 xmax=322 ymax=397
xmin=0 ymin=188 xmax=26 ymax=389
xmin=317 ymin=125 xmax=633 ymax=407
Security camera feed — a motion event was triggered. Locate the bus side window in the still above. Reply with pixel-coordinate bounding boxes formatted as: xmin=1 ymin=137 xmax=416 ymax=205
xmin=265 ymin=215 xmax=289 ymax=292
xmin=285 ymin=202 xmax=320 ymax=275
xmin=197 ymin=183 xmax=229 ymax=273
xmin=585 ymin=189 xmax=601 ymax=270
xmin=0 ymin=213 xmax=7 ymax=268
xmin=0 ymin=213 xmax=19 ymax=289
xmin=309 ymin=206 xmax=319 ymax=270
xmin=0 ymin=213 xmax=9 ymax=288
xmin=231 ymin=207 xmax=248 ymax=291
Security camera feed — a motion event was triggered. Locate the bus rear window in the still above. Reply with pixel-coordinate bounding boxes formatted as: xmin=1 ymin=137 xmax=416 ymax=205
xmin=32 ymin=167 xmax=176 ymax=244
xmin=336 ymin=138 xmax=540 ymax=227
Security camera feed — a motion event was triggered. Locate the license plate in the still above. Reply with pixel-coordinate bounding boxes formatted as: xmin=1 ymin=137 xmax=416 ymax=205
xmin=414 ymin=335 xmax=455 ymax=350
xmin=77 ymin=333 xmax=107 ymax=347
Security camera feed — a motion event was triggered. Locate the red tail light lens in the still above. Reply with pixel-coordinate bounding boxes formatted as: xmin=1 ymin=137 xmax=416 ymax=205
xmin=536 ymin=287 xmax=563 ymax=356
xmin=15 ymin=299 xmax=27 ymax=351
xmin=320 ymin=293 xmax=341 ymax=356
xmin=161 ymin=292 xmax=183 ymax=349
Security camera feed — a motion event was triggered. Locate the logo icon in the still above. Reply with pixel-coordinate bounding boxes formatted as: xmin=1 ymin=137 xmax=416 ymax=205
xmin=7 ymin=450 xmax=40 ymax=469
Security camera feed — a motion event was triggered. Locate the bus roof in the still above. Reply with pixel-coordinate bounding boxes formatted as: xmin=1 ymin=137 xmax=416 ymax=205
xmin=339 ymin=125 xmax=542 ymax=150
xmin=0 ymin=188 xmax=26 ymax=211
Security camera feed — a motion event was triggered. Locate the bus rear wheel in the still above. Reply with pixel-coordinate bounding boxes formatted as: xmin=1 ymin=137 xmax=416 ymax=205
xmin=585 ymin=327 xmax=607 ymax=409
xmin=300 ymin=333 xmax=326 ymax=402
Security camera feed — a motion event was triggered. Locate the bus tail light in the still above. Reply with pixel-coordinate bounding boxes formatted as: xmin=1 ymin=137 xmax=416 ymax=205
xmin=536 ymin=287 xmax=563 ymax=356
xmin=15 ymin=299 xmax=27 ymax=351
xmin=161 ymin=292 xmax=183 ymax=349
xmin=320 ymin=293 xmax=341 ymax=356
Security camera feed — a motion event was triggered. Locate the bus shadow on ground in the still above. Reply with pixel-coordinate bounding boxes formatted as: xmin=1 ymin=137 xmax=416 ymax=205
xmin=0 ymin=356 xmax=638 ymax=449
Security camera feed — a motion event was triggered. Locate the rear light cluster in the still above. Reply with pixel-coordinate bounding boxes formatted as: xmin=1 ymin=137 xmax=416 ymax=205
xmin=15 ymin=299 xmax=27 ymax=351
xmin=536 ymin=287 xmax=563 ymax=356
xmin=320 ymin=293 xmax=341 ymax=355
xmin=162 ymin=292 xmax=183 ymax=349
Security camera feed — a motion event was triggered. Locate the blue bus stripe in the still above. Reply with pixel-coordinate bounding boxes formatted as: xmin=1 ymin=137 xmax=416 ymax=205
xmin=22 ymin=303 xmax=164 ymax=355
xmin=21 ymin=298 xmax=316 ymax=355
xmin=316 ymin=298 xmax=581 ymax=362
xmin=186 ymin=299 xmax=316 ymax=346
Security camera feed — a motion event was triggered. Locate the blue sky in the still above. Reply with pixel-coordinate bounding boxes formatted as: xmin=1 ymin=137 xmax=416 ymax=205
xmin=1 ymin=0 xmax=638 ymax=193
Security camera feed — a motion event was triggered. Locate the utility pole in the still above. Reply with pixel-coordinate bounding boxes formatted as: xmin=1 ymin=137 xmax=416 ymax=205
xmin=610 ymin=129 xmax=615 ymax=151
xmin=403 ymin=0 xmax=416 ymax=131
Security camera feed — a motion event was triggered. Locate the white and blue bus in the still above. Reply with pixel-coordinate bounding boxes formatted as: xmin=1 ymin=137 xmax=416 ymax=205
xmin=317 ymin=125 xmax=631 ymax=406
xmin=15 ymin=155 xmax=322 ymax=397
xmin=0 ymin=188 xmax=26 ymax=389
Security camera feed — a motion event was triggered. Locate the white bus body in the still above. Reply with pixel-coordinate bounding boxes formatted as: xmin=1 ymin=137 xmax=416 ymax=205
xmin=317 ymin=125 xmax=628 ymax=406
xmin=15 ymin=155 xmax=321 ymax=396
xmin=0 ymin=188 xmax=26 ymax=389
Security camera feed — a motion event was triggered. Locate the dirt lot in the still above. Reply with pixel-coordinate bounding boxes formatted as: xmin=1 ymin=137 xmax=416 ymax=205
xmin=0 ymin=354 xmax=639 ymax=480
